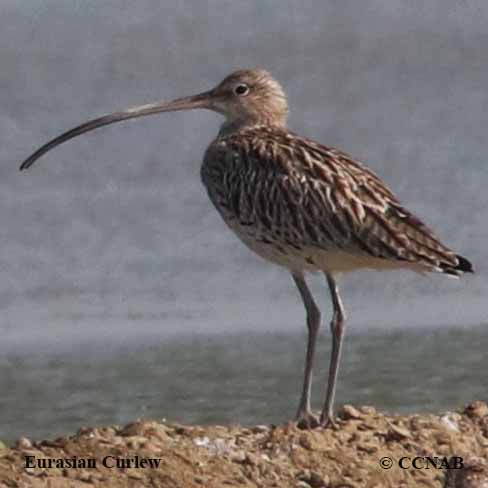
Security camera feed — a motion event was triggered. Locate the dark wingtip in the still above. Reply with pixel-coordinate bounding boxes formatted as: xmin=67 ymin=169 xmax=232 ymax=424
xmin=440 ymin=254 xmax=474 ymax=276
xmin=455 ymin=254 xmax=474 ymax=273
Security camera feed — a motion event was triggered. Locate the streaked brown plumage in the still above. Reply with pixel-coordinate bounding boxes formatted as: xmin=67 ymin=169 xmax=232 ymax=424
xmin=203 ymin=123 xmax=468 ymax=275
xmin=20 ymin=68 xmax=473 ymax=428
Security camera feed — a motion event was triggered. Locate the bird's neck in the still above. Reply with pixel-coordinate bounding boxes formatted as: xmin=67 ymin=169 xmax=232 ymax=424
xmin=219 ymin=115 xmax=286 ymax=137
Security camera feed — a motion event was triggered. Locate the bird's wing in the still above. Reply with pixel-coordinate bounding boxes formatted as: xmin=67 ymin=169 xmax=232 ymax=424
xmin=225 ymin=128 xmax=462 ymax=273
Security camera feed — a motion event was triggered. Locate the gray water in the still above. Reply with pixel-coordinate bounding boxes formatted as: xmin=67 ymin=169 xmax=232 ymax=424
xmin=1 ymin=0 xmax=487 ymax=445
xmin=1 ymin=0 xmax=487 ymax=340
xmin=1 ymin=326 xmax=486 ymax=444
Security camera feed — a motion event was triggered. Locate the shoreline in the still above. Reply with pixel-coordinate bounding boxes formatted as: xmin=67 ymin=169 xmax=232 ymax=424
xmin=1 ymin=402 xmax=487 ymax=487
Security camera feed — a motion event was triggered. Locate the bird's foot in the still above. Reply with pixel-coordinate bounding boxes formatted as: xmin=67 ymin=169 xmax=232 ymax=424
xmin=319 ymin=413 xmax=339 ymax=430
xmin=295 ymin=409 xmax=320 ymax=430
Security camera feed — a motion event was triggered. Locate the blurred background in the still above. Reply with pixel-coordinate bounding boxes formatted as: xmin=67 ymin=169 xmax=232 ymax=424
xmin=0 ymin=0 xmax=486 ymax=442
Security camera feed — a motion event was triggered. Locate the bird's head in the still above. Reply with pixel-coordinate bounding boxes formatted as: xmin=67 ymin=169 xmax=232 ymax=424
xmin=20 ymin=68 xmax=288 ymax=170
xmin=208 ymin=69 xmax=288 ymax=129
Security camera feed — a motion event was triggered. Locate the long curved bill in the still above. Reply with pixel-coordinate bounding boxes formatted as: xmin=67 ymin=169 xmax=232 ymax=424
xmin=19 ymin=91 xmax=212 ymax=171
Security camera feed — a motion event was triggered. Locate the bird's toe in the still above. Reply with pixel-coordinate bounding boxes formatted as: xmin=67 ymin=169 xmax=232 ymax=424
xmin=319 ymin=413 xmax=340 ymax=430
xmin=295 ymin=410 xmax=320 ymax=430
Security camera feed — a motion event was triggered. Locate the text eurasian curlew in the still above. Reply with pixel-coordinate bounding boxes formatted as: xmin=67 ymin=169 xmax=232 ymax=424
xmin=20 ymin=68 xmax=473 ymax=428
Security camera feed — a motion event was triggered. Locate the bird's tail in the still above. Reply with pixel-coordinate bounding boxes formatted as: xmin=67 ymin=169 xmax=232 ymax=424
xmin=440 ymin=254 xmax=474 ymax=277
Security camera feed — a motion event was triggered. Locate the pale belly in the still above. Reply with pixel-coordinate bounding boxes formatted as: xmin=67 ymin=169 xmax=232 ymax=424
xmin=229 ymin=221 xmax=421 ymax=274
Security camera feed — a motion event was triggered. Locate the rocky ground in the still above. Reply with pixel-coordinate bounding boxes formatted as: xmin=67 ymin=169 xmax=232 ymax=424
xmin=0 ymin=402 xmax=487 ymax=487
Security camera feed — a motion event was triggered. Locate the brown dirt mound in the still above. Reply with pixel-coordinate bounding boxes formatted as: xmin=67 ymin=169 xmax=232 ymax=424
xmin=0 ymin=402 xmax=487 ymax=487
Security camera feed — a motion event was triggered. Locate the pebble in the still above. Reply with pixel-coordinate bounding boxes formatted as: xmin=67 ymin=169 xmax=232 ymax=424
xmin=39 ymin=437 xmax=68 ymax=448
xmin=127 ymin=468 xmax=144 ymax=480
xmin=125 ymin=435 xmax=147 ymax=449
xmin=77 ymin=426 xmax=98 ymax=437
xmin=340 ymin=405 xmax=363 ymax=420
xmin=298 ymin=434 xmax=313 ymax=450
xmin=308 ymin=472 xmax=328 ymax=488
xmin=465 ymin=401 xmax=488 ymax=419
xmin=357 ymin=443 xmax=378 ymax=454
xmin=387 ymin=424 xmax=411 ymax=440
xmin=244 ymin=453 xmax=260 ymax=466
xmin=358 ymin=406 xmax=376 ymax=416
xmin=16 ymin=437 xmax=32 ymax=449
xmin=440 ymin=413 xmax=461 ymax=432
xmin=77 ymin=470 xmax=92 ymax=482
xmin=230 ymin=451 xmax=247 ymax=463
xmin=143 ymin=441 xmax=164 ymax=454
xmin=193 ymin=436 xmax=210 ymax=448
xmin=297 ymin=469 xmax=328 ymax=488
xmin=120 ymin=421 xmax=146 ymax=437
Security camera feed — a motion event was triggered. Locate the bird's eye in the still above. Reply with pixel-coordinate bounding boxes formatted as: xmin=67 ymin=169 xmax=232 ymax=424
xmin=234 ymin=84 xmax=250 ymax=96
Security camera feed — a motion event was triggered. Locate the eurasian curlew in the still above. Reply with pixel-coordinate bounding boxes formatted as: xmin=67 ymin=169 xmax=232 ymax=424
xmin=20 ymin=68 xmax=473 ymax=428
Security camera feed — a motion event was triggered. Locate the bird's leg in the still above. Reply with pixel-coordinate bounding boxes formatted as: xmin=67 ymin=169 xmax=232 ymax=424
xmin=320 ymin=273 xmax=345 ymax=428
xmin=292 ymin=272 xmax=321 ymax=429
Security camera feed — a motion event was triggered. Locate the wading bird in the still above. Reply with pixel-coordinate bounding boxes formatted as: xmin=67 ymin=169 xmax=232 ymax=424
xmin=20 ymin=69 xmax=473 ymax=428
